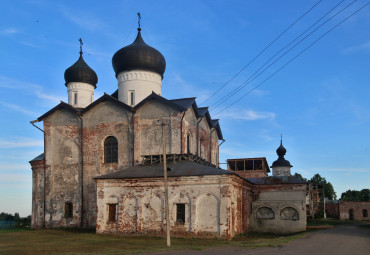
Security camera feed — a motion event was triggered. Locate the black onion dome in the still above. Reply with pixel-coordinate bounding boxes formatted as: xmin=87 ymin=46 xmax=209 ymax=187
xmin=271 ymin=140 xmax=292 ymax=167
xmin=112 ymin=28 xmax=166 ymax=78
xmin=276 ymin=142 xmax=287 ymax=156
xmin=64 ymin=54 xmax=98 ymax=88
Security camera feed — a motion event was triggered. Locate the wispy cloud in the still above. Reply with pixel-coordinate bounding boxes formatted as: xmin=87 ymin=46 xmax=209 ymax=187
xmin=0 ymin=76 xmax=64 ymax=105
xmin=0 ymin=138 xmax=43 ymax=148
xmin=165 ymin=74 xmax=211 ymax=103
xmin=35 ymin=91 xmax=63 ymax=104
xmin=1 ymin=28 xmax=20 ymax=35
xmin=19 ymin=41 xmax=40 ymax=48
xmin=218 ymin=109 xmax=275 ymax=121
xmin=220 ymin=147 xmax=274 ymax=158
xmin=0 ymin=102 xmax=39 ymax=116
xmin=60 ymin=5 xmax=104 ymax=31
xmin=0 ymin=164 xmax=31 ymax=171
xmin=0 ymin=76 xmax=41 ymax=90
xmin=322 ymin=168 xmax=370 ymax=173
xmin=342 ymin=41 xmax=370 ymax=54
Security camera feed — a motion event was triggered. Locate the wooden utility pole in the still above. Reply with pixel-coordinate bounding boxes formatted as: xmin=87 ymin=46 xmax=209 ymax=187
xmin=162 ymin=124 xmax=171 ymax=247
xmin=323 ymin=184 xmax=326 ymax=219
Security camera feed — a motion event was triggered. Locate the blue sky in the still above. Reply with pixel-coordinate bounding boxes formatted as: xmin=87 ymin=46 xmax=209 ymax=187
xmin=1 ymin=0 xmax=369 ymax=216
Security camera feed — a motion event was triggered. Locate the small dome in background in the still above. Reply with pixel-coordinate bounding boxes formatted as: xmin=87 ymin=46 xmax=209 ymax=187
xmin=112 ymin=28 xmax=166 ymax=78
xmin=271 ymin=137 xmax=292 ymax=168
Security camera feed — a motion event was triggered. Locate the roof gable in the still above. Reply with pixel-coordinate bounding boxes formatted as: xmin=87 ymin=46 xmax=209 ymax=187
xmin=134 ymin=92 xmax=184 ymax=112
xmin=38 ymin=101 xmax=79 ymax=121
xmin=80 ymin=93 xmax=132 ymax=115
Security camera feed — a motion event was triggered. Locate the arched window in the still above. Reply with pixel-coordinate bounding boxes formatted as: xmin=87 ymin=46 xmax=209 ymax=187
xmin=363 ymin=209 xmax=368 ymax=218
xmin=256 ymin=207 xmax=275 ymax=219
xmin=280 ymin=207 xmax=299 ymax=220
xmin=104 ymin=136 xmax=118 ymax=163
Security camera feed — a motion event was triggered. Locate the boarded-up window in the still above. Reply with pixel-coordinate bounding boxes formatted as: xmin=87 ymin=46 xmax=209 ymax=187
xmin=256 ymin=207 xmax=275 ymax=219
xmin=363 ymin=209 xmax=368 ymax=218
xmin=176 ymin=204 xmax=185 ymax=224
xmin=280 ymin=207 xmax=299 ymax=220
xmin=104 ymin=136 xmax=118 ymax=163
xmin=108 ymin=204 xmax=116 ymax=222
xmin=65 ymin=202 xmax=73 ymax=218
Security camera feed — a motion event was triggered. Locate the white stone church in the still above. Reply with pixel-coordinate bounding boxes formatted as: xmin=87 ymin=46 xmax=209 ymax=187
xmin=30 ymin=24 xmax=307 ymax=239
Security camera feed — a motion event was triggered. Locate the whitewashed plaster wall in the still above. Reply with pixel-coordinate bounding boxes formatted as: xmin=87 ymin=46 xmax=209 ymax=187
xmin=95 ymin=175 xmax=244 ymax=238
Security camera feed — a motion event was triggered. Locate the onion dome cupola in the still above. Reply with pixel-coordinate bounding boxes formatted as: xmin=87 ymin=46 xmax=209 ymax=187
xmin=64 ymin=38 xmax=97 ymax=108
xmin=271 ymin=135 xmax=293 ymax=177
xmin=112 ymin=14 xmax=166 ymax=106
xmin=112 ymin=28 xmax=166 ymax=78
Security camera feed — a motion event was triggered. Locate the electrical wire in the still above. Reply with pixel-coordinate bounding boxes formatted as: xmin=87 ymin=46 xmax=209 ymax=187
xmin=213 ymin=2 xmax=370 ymax=117
xmin=211 ymin=0 xmax=357 ymax=111
xmin=198 ymin=0 xmax=323 ymax=106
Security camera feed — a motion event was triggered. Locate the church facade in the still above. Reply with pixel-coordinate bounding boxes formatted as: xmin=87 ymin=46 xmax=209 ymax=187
xmin=30 ymin=25 xmax=306 ymax=239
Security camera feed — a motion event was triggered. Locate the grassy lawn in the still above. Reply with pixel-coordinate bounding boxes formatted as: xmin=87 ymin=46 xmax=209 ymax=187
xmin=0 ymin=229 xmax=306 ymax=255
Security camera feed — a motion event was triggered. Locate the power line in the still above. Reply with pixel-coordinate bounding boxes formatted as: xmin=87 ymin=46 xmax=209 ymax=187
xmin=211 ymin=0 xmax=356 ymax=111
xmin=213 ymin=2 xmax=369 ymax=117
xmin=198 ymin=0 xmax=323 ymax=106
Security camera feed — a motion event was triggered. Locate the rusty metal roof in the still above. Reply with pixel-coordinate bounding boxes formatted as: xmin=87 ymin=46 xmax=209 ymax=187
xmin=247 ymin=176 xmax=307 ymax=185
xmin=94 ymin=161 xmax=234 ymax=180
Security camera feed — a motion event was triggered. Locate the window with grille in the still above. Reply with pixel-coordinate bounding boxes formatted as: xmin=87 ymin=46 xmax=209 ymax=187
xmin=363 ymin=209 xmax=368 ymax=218
xmin=176 ymin=204 xmax=185 ymax=224
xmin=65 ymin=202 xmax=73 ymax=218
xmin=108 ymin=204 xmax=117 ymax=222
xmin=104 ymin=136 xmax=118 ymax=163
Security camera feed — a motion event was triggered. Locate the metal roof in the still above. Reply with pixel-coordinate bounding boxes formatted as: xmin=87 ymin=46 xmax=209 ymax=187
xmin=94 ymin=161 xmax=234 ymax=180
xmin=247 ymin=176 xmax=307 ymax=185
xmin=37 ymin=101 xmax=79 ymax=121
xmin=29 ymin=153 xmax=44 ymax=162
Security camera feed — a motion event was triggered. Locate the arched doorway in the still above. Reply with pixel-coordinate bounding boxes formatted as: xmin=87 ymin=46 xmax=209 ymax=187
xmin=349 ymin=209 xmax=354 ymax=220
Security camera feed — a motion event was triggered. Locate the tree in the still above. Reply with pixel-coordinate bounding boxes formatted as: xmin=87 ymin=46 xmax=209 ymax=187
xmin=293 ymin=172 xmax=307 ymax=182
xmin=310 ymin=173 xmax=336 ymax=200
xmin=341 ymin=189 xmax=370 ymax=201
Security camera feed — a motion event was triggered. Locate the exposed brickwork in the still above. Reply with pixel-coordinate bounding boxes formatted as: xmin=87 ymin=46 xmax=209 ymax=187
xmin=236 ymin=170 xmax=267 ymax=179
xmin=339 ymin=201 xmax=370 ymax=220
xmin=31 ymin=98 xmax=222 ymax=229
xmin=95 ymin=175 xmax=252 ymax=239
xmin=325 ymin=202 xmax=339 ymax=218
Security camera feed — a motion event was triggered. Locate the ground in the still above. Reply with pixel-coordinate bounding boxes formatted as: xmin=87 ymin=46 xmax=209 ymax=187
xmin=0 ymin=222 xmax=369 ymax=255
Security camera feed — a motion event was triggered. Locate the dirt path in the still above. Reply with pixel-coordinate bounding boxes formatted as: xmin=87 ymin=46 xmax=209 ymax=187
xmin=144 ymin=224 xmax=370 ymax=255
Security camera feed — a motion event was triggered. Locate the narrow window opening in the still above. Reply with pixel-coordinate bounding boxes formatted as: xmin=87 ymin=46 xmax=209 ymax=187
xmin=176 ymin=204 xmax=185 ymax=224
xmin=363 ymin=209 xmax=368 ymax=218
xmin=129 ymin=90 xmax=135 ymax=106
xmin=74 ymin=92 xmax=78 ymax=105
xmin=65 ymin=202 xmax=73 ymax=218
xmin=108 ymin=204 xmax=116 ymax=222
xmin=186 ymin=135 xmax=190 ymax=154
xmin=104 ymin=136 xmax=118 ymax=163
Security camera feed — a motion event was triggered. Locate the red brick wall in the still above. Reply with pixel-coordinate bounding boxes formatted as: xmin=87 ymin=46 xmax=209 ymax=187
xmin=339 ymin=201 xmax=370 ymax=220
xmin=325 ymin=202 xmax=339 ymax=218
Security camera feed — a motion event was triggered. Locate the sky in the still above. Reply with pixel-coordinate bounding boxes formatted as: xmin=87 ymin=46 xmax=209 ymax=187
xmin=0 ymin=0 xmax=369 ymax=217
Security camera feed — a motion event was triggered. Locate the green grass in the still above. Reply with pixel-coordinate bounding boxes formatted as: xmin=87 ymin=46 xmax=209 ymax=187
xmin=0 ymin=229 xmax=306 ymax=255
